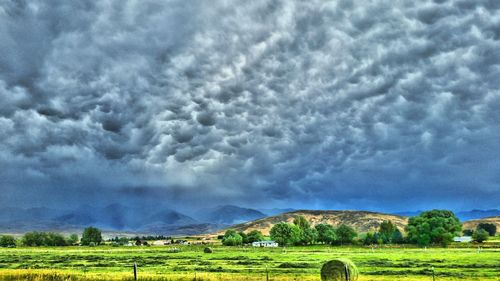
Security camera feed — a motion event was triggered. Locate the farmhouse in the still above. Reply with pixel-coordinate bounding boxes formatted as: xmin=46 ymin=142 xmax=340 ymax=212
xmin=252 ymin=241 xmax=278 ymax=247
xmin=453 ymin=236 xmax=472 ymax=243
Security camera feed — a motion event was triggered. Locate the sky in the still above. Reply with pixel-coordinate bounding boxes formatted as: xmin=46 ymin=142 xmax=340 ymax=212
xmin=0 ymin=0 xmax=499 ymax=213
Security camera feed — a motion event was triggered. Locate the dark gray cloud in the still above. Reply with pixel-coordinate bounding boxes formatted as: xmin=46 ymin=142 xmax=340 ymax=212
xmin=0 ymin=0 xmax=499 ymax=212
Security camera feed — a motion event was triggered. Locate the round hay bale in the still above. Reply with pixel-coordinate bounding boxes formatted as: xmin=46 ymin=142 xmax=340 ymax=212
xmin=320 ymin=258 xmax=358 ymax=281
xmin=204 ymin=247 xmax=213 ymax=253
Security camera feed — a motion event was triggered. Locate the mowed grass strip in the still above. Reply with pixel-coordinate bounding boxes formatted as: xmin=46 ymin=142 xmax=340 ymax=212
xmin=0 ymin=245 xmax=498 ymax=280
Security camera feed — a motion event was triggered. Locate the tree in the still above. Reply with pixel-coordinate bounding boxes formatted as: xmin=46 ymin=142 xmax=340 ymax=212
xmin=81 ymin=227 xmax=102 ymax=246
xmin=246 ymin=230 xmax=264 ymax=243
xmin=0 ymin=235 xmax=16 ymax=247
xmin=463 ymin=229 xmax=474 ymax=236
xmin=298 ymin=227 xmax=318 ymax=245
xmin=335 ymin=224 xmax=357 ymax=245
xmin=315 ymin=223 xmax=337 ymax=244
xmin=238 ymin=231 xmax=248 ymax=244
xmin=391 ymin=228 xmax=404 ymax=244
xmin=46 ymin=233 xmax=67 ymax=246
xmin=222 ymin=230 xmax=243 ymax=246
xmin=66 ymin=234 xmax=79 ymax=245
xmin=270 ymin=222 xmax=300 ymax=246
xmin=363 ymin=232 xmax=376 ymax=245
xmin=476 ymin=223 xmax=496 ymax=236
xmin=406 ymin=210 xmax=461 ymax=247
xmin=472 ymin=229 xmax=489 ymax=243
xmin=22 ymin=232 xmax=48 ymax=246
xmin=293 ymin=216 xmax=310 ymax=230
xmin=293 ymin=215 xmax=317 ymax=245
xmin=378 ymin=221 xmax=397 ymax=243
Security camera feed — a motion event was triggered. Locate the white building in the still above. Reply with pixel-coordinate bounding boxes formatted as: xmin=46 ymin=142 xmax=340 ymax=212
xmin=252 ymin=241 xmax=278 ymax=247
xmin=453 ymin=236 xmax=472 ymax=243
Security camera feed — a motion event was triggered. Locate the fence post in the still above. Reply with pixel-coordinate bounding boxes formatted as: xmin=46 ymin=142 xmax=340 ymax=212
xmin=133 ymin=262 xmax=137 ymax=281
xmin=266 ymin=265 xmax=269 ymax=281
xmin=344 ymin=263 xmax=350 ymax=281
xmin=432 ymin=266 xmax=435 ymax=281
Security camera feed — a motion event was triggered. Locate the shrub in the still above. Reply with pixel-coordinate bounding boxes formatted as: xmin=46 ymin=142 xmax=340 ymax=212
xmin=204 ymin=247 xmax=213 ymax=253
xmin=222 ymin=230 xmax=243 ymax=246
xmin=472 ymin=229 xmax=489 ymax=243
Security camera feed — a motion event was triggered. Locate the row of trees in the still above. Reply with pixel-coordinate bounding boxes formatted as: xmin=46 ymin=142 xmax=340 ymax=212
xmin=270 ymin=216 xmax=357 ymax=246
xmin=222 ymin=230 xmax=265 ymax=246
xmin=224 ymin=210 xmax=495 ymax=247
xmin=0 ymin=227 xmax=103 ymax=247
xmin=363 ymin=220 xmax=403 ymax=245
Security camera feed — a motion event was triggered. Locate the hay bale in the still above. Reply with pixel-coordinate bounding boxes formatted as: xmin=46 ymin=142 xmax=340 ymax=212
xmin=320 ymin=258 xmax=358 ymax=281
xmin=204 ymin=247 xmax=213 ymax=253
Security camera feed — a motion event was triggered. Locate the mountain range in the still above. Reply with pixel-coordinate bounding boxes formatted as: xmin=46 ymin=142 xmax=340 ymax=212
xmin=0 ymin=204 xmax=498 ymax=235
xmin=0 ymin=204 xmax=268 ymax=235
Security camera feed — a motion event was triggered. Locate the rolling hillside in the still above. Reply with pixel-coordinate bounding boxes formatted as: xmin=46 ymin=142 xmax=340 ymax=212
xmin=218 ymin=210 xmax=409 ymax=235
xmin=462 ymin=216 xmax=500 ymax=231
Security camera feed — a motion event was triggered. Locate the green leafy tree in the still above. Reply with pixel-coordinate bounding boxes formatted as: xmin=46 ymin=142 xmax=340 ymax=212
xmin=293 ymin=216 xmax=310 ymax=230
xmin=315 ymin=223 xmax=337 ymax=244
xmin=335 ymin=224 xmax=357 ymax=245
xmin=293 ymin=215 xmax=317 ymax=245
xmin=391 ymin=229 xmax=404 ymax=244
xmin=270 ymin=222 xmax=300 ymax=246
xmin=0 ymin=235 xmax=16 ymax=247
xmin=476 ymin=223 xmax=496 ymax=236
xmin=378 ymin=220 xmax=397 ymax=243
xmin=222 ymin=230 xmax=243 ymax=246
xmin=246 ymin=230 xmax=265 ymax=243
xmin=81 ymin=227 xmax=102 ymax=246
xmin=238 ymin=231 xmax=248 ymax=244
xmin=66 ymin=234 xmax=79 ymax=245
xmin=46 ymin=233 xmax=67 ymax=246
xmin=22 ymin=232 xmax=48 ymax=246
xmin=300 ymin=227 xmax=318 ymax=245
xmin=289 ymin=224 xmax=302 ymax=245
xmin=363 ymin=232 xmax=376 ymax=245
xmin=463 ymin=229 xmax=474 ymax=236
xmin=406 ymin=210 xmax=461 ymax=247
xmin=472 ymin=229 xmax=489 ymax=243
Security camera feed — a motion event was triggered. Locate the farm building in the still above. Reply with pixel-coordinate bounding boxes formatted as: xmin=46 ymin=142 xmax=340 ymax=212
xmin=453 ymin=236 xmax=472 ymax=243
xmin=252 ymin=241 xmax=278 ymax=247
xmin=152 ymin=240 xmax=170 ymax=246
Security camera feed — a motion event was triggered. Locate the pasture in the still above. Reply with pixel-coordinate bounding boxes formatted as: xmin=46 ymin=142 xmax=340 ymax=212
xmin=0 ymin=244 xmax=499 ymax=280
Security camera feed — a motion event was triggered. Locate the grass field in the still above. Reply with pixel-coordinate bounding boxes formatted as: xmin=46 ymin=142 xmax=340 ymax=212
xmin=0 ymin=244 xmax=499 ymax=281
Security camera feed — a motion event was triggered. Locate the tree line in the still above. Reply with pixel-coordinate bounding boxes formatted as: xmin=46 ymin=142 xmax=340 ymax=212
xmin=0 ymin=226 xmax=103 ymax=247
xmin=222 ymin=210 xmax=497 ymax=247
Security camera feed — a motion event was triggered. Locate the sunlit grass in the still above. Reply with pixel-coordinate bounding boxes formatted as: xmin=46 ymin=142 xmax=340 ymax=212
xmin=0 ymin=244 xmax=498 ymax=280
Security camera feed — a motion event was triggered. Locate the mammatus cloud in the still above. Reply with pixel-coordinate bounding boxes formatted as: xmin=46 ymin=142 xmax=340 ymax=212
xmin=0 ymin=0 xmax=499 ymax=211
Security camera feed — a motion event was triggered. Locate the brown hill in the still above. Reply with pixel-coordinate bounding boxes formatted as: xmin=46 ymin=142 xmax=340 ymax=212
xmin=462 ymin=216 xmax=500 ymax=231
xmin=217 ymin=210 xmax=409 ymax=235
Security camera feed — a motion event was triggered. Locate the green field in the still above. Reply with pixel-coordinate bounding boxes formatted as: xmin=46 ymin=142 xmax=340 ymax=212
xmin=0 ymin=244 xmax=499 ymax=281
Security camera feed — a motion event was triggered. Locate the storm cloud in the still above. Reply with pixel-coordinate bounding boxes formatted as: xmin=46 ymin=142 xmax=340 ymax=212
xmin=0 ymin=0 xmax=499 ymax=212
